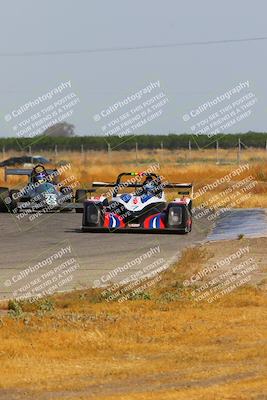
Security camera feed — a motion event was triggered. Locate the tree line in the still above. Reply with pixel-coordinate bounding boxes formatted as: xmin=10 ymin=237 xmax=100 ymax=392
xmin=1 ymin=132 xmax=267 ymax=151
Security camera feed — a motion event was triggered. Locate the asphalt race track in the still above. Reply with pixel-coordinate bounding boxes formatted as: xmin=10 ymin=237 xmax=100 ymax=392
xmin=2 ymin=209 xmax=266 ymax=301
xmin=0 ymin=212 xmax=211 ymax=300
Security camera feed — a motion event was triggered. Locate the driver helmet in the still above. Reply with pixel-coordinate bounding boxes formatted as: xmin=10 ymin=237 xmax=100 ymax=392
xmin=32 ymin=165 xmax=48 ymax=184
xmin=143 ymin=176 xmax=156 ymax=195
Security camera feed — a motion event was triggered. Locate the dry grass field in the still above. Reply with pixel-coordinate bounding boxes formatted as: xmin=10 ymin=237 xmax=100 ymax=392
xmin=1 ymin=148 xmax=267 ymax=207
xmin=0 ymin=148 xmax=266 ymax=399
xmin=0 ymin=239 xmax=266 ymax=400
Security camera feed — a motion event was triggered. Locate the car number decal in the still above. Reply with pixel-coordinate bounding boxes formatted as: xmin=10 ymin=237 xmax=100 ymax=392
xmin=44 ymin=193 xmax=58 ymax=205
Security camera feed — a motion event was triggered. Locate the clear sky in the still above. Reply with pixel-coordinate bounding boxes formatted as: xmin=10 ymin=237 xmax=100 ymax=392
xmin=0 ymin=0 xmax=266 ymax=137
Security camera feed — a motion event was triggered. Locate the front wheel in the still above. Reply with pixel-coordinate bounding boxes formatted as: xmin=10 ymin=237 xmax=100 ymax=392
xmin=8 ymin=189 xmax=19 ymax=213
xmin=75 ymin=189 xmax=88 ymax=213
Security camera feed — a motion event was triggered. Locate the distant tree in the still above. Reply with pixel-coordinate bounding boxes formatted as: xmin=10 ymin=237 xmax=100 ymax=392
xmin=1 ymin=132 xmax=267 ymax=151
xmin=43 ymin=122 xmax=75 ymax=137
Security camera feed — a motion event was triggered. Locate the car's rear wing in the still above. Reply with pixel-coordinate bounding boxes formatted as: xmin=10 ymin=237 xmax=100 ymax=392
xmin=164 ymin=183 xmax=193 ymax=197
xmin=92 ymin=181 xmax=192 ymax=188
xmin=164 ymin=183 xmax=193 ymax=189
xmin=92 ymin=181 xmax=117 ymax=188
xmin=92 ymin=181 xmax=193 ymax=196
xmin=4 ymin=167 xmax=57 ymax=182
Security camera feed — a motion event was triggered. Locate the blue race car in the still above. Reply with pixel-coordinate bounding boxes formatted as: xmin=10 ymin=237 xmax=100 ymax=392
xmin=0 ymin=164 xmax=89 ymax=213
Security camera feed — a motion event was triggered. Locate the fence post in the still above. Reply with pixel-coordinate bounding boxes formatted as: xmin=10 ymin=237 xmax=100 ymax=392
xmin=28 ymin=146 xmax=33 ymax=164
xmin=107 ymin=143 xmax=111 ymax=159
xmin=188 ymin=140 xmax=191 ymax=162
xmin=237 ymin=138 xmax=241 ymax=165
xmin=216 ymin=140 xmax=219 ymax=164
xmin=81 ymin=143 xmax=86 ymax=162
xmin=54 ymin=145 xmax=58 ymax=164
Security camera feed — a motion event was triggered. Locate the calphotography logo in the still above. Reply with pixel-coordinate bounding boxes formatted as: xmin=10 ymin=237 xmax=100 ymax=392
xmin=3 ymin=80 xmax=81 ymax=149
xmin=92 ymin=80 xmax=170 ymax=144
xmin=182 ymin=81 xmax=258 ymax=141
xmin=2 ymin=242 xmax=81 ymax=302
xmin=93 ymin=244 xmax=161 ymax=287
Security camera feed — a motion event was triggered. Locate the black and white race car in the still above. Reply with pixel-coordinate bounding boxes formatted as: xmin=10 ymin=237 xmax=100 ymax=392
xmin=82 ymin=172 xmax=193 ymax=233
xmin=0 ymin=165 xmax=88 ymax=213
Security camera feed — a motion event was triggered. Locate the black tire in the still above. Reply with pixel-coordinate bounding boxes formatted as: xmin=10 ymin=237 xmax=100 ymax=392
xmin=8 ymin=189 xmax=19 ymax=213
xmin=75 ymin=189 xmax=87 ymax=213
xmin=188 ymin=200 xmax=192 ymax=213
xmin=83 ymin=201 xmax=104 ymax=227
xmin=0 ymin=187 xmax=9 ymax=212
xmin=60 ymin=186 xmax=74 ymax=202
xmin=186 ymin=214 xmax=192 ymax=233
xmin=58 ymin=186 xmax=73 ymax=212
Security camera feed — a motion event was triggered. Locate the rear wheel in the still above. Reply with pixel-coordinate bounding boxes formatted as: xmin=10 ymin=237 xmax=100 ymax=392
xmin=188 ymin=200 xmax=192 ymax=213
xmin=59 ymin=186 xmax=74 ymax=212
xmin=166 ymin=204 xmax=192 ymax=233
xmin=75 ymin=189 xmax=87 ymax=213
xmin=60 ymin=186 xmax=74 ymax=202
xmin=0 ymin=187 xmax=9 ymax=212
xmin=185 ymin=208 xmax=192 ymax=233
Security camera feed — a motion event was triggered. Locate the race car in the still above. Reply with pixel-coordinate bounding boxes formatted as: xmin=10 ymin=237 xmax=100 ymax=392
xmin=0 ymin=155 xmax=50 ymax=167
xmin=82 ymin=172 xmax=193 ymax=233
xmin=0 ymin=164 xmax=90 ymax=213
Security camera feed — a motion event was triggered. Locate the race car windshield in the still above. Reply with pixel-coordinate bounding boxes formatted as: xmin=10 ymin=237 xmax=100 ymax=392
xmin=110 ymin=173 xmax=163 ymax=198
xmin=117 ymin=176 xmax=152 ymax=193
